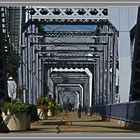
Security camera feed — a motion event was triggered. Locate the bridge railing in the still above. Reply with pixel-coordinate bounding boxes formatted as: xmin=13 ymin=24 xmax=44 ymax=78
xmin=91 ymin=101 xmax=140 ymax=123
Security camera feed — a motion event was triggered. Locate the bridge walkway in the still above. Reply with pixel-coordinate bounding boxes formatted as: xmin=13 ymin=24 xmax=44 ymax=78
xmin=20 ymin=112 xmax=140 ymax=134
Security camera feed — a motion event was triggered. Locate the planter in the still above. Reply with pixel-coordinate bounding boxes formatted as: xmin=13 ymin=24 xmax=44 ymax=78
xmin=2 ymin=112 xmax=27 ymax=131
xmin=37 ymin=108 xmax=48 ymax=120
xmin=47 ymin=109 xmax=53 ymax=117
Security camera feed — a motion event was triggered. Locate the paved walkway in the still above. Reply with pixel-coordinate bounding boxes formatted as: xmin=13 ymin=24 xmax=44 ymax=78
xmin=13 ymin=112 xmax=140 ymax=134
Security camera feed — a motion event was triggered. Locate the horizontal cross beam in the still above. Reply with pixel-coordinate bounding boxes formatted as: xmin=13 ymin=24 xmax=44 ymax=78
xmin=22 ymin=19 xmax=110 ymax=31
xmin=31 ymin=42 xmax=107 ymax=46
xmin=25 ymin=31 xmax=113 ymax=37
xmin=42 ymin=57 xmax=96 ymax=64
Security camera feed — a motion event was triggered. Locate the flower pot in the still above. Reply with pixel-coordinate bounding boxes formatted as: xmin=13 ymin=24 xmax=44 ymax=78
xmin=47 ymin=109 xmax=53 ymax=117
xmin=2 ymin=112 xmax=27 ymax=131
xmin=37 ymin=108 xmax=48 ymax=120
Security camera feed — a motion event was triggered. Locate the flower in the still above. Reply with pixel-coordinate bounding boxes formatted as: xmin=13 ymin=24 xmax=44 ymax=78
xmin=36 ymin=96 xmax=48 ymax=111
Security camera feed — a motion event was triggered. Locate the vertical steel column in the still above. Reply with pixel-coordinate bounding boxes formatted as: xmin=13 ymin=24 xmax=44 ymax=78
xmin=20 ymin=47 xmax=24 ymax=102
xmin=21 ymin=33 xmax=27 ymax=103
xmin=104 ymin=43 xmax=108 ymax=104
xmin=30 ymin=37 xmax=33 ymax=104
xmin=99 ymin=52 xmax=103 ymax=105
xmin=101 ymin=25 xmax=105 ymax=105
xmin=21 ymin=32 xmax=26 ymax=103
xmin=107 ymin=30 xmax=112 ymax=104
xmin=34 ymin=41 xmax=41 ymax=99
xmin=38 ymin=47 xmax=42 ymax=97
xmin=38 ymin=66 xmax=42 ymax=97
xmin=85 ymin=68 xmax=93 ymax=107
xmin=33 ymin=42 xmax=40 ymax=103
xmin=111 ymin=33 xmax=117 ymax=103
xmin=24 ymin=50 xmax=27 ymax=103
xmin=110 ymin=36 xmax=113 ymax=103
xmin=30 ymin=35 xmax=35 ymax=104
xmin=102 ymin=44 xmax=107 ymax=105
xmin=18 ymin=8 xmax=22 ymax=101
xmin=24 ymin=38 xmax=28 ymax=103
xmin=32 ymin=38 xmax=37 ymax=104
xmin=24 ymin=9 xmax=30 ymax=104
xmin=41 ymin=61 xmax=44 ymax=96
xmin=94 ymin=64 xmax=97 ymax=105
xmin=103 ymin=25 xmax=109 ymax=104
xmin=96 ymin=58 xmax=100 ymax=105
xmin=20 ymin=44 xmax=25 ymax=103
xmin=36 ymin=46 xmax=39 ymax=98
xmin=27 ymin=36 xmax=32 ymax=104
xmin=93 ymin=64 xmax=97 ymax=106
xmin=31 ymin=25 xmax=39 ymax=104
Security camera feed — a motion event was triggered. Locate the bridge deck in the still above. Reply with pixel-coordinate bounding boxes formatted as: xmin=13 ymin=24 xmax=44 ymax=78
xmin=13 ymin=112 xmax=140 ymax=134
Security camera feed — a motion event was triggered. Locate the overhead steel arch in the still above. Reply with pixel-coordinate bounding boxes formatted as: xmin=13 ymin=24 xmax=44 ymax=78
xmin=56 ymin=84 xmax=84 ymax=107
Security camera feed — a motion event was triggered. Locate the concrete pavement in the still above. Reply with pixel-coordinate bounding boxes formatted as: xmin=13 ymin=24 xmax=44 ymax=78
xmin=1 ymin=111 xmax=140 ymax=140
xmin=11 ymin=112 xmax=140 ymax=135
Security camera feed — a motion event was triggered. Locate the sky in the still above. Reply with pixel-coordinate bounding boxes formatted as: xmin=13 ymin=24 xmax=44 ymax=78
xmin=43 ymin=25 xmax=97 ymax=45
xmin=44 ymin=25 xmax=96 ymax=31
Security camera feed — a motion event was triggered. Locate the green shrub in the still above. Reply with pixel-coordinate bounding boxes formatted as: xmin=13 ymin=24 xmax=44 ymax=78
xmin=1 ymin=102 xmax=31 ymax=115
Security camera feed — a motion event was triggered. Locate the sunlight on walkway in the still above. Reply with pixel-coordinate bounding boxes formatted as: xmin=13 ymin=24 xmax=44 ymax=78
xmin=17 ymin=112 xmax=138 ymax=134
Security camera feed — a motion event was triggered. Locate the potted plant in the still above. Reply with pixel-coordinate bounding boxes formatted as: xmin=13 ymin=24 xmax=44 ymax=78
xmin=36 ymin=96 xmax=48 ymax=120
xmin=47 ymin=95 xmax=56 ymax=117
xmin=1 ymin=101 xmax=31 ymax=131
xmin=54 ymin=104 xmax=63 ymax=115
xmin=47 ymin=95 xmax=63 ymax=117
xmin=47 ymin=100 xmax=55 ymax=117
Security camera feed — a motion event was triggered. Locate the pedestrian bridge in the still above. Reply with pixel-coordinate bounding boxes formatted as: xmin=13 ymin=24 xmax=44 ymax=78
xmin=0 ymin=5 xmax=140 ymax=132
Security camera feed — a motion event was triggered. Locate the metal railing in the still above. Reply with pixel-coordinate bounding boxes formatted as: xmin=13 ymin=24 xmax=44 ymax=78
xmin=91 ymin=101 xmax=140 ymax=123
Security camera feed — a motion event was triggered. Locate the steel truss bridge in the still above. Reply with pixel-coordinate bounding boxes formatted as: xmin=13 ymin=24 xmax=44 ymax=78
xmin=21 ymin=7 xmax=118 ymax=107
xmin=1 ymin=6 xmax=140 ymax=125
